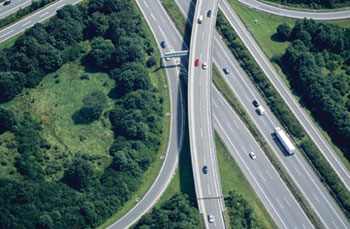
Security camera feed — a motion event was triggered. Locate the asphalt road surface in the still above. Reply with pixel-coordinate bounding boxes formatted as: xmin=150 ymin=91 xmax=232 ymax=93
xmin=142 ymin=1 xmax=312 ymax=227
xmin=177 ymin=0 xmax=350 ymax=227
xmin=220 ymin=0 xmax=350 ymax=193
xmin=188 ymin=0 xmax=226 ymax=227
xmin=0 ymin=0 xmax=32 ymax=20
xmin=0 ymin=0 xmax=79 ymax=43
xmin=108 ymin=0 xmax=186 ymax=228
xmin=237 ymin=0 xmax=350 ymax=20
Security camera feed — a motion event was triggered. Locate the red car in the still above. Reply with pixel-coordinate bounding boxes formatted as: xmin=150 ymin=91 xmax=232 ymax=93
xmin=195 ymin=59 xmax=199 ymax=66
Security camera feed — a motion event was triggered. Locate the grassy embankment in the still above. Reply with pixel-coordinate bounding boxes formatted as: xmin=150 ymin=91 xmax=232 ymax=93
xmin=226 ymin=0 xmax=350 ymax=171
xmin=160 ymin=0 xmax=277 ymax=227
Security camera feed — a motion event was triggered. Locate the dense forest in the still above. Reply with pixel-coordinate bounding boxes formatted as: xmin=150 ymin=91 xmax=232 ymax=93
xmin=133 ymin=193 xmax=200 ymax=228
xmin=268 ymin=0 xmax=350 ymax=9
xmin=277 ymin=19 xmax=350 ymax=157
xmin=0 ymin=0 xmax=164 ymax=228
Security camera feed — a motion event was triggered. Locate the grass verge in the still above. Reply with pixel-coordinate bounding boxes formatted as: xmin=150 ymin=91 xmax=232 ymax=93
xmin=162 ymin=0 xmax=192 ymax=45
xmin=227 ymin=0 xmax=350 ymax=175
xmin=215 ymin=132 xmax=277 ymax=229
xmin=0 ymin=32 xmax=22 ymax=50
xmin=212 ymin=65 xmax=323 ymax=228
xmin=98 ymin=2 xmax=172 ymax=227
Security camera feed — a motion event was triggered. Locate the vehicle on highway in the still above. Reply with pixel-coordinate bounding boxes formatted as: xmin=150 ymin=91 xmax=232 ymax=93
xmin=165 ymin=57 xmax=170 ymax=61
xmin=274 ymin=127 xmax=296 ymax=155
xmin=3 ymin=0 xmax=11 ymax=6
xmin=202 ymin=62 xmax=207 ymax=70
xmin=208 ymin=214 xmax=215 ymax=223
xmin=223 ymin=67 xmax=229 ymax=74
xmin=252 ymin=100 xmax=259 ymax=107
xmin=203 ymin=166 xmax=208 ymax=174
xmin=207 ymin=10 xmax=212 ymax=17
xmin=160 ymin=41 xmax=166 ymax=48
xmin=195 ymin=59 xmax=199 ymax=67
xmin=249 ymin=151 xmax=256 ymax=160
xmin=198 ymin=15 xmax=203 ymax=24
xmin=256 ymin=105 xmax=265 ymax=115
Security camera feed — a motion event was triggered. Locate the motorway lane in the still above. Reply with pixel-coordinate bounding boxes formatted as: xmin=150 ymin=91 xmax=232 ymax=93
xmin=212 ymin=87 xmax=313 ymax=228
xmin=176 ymin=0 xmax=350 ymax=227
xmin=0 ymin=0 xmax=32 ymax=20
xmin=0 ymin=0 xmax=75 ymax=43
xmin=108 ymin=1 xmax=186 ymax=228
xmin=188 ymin=0 xmax=226 ymax=228
xmin=149 ymin=1 xmax=312 ymax=227
xmin=212 ymin=35 xmax=349 ymax=227
xmin=237 ymin=0 xmax=350 ymax=20
xmin=219 ymin=0 xmax=350 ymax=192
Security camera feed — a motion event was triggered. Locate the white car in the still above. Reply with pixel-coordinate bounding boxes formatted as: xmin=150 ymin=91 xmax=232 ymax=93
xmin=249 ymin=151 xmax=256 ymax=160
xmin=202 ymin=62 xmax=207 ymax=70
xmin=208 ymin=214 xmax=215 ymax=223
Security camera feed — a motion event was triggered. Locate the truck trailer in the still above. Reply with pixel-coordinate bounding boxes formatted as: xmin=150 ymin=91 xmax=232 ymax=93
xmin=274 ymin=127 xmax=296 ymax=155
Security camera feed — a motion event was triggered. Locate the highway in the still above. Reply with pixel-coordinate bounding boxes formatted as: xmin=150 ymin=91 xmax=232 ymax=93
xmin=0 ymin=0 xmax=348 ymax=227
xmin=108 ymin=0 xmax=186 ymax=228
xmin=219 ymin=0 xmax=350 ymax=192
xmin=138 ymin=0 xmax=314 ymax=227
xmin=176 ymin=0 xmax=350 ymax=227
xmin=0 ymin=0 xmax=75 ymax=43
xmin=188 ymin=0 xmax=226 ymax=227
xmin=0 ymin=0 xmax=32 ymax=20
xmin=237 ymin=0 xmax=350 ymax=20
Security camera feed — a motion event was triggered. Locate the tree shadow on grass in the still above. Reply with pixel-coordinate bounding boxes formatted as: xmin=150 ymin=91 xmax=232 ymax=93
xmin=271 ymin=33 xmax=285 ymax=43
xmin=72 ymin=109 xmax=95 ymax=125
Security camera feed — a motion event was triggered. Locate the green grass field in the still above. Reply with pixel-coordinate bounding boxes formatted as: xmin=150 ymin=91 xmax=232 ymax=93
xmin=227 ymin=0 xmax=350 ymax=60
xmin=0 ymin=2 xmax=172 ymax=228
xmin=227 ymin=0 xmax=350 ymax=170
xmin=215 ymin=133 xmax=277 ymax=229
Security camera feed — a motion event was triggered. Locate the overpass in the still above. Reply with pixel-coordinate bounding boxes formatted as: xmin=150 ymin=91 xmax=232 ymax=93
xmin=187 ymin=0 xmax=226 ymax=228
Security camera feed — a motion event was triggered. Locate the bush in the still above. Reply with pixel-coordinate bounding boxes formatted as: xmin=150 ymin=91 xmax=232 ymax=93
xmin=146 ymin=56 xmax=157 ymax=68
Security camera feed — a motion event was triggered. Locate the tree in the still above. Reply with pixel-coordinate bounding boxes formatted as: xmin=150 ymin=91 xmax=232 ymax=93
xmin=85 ymin=12 xmax=110 ymax=38
xmin=0 ymin=71 xmax=26 ymax=102
xmin=63 ymin=158 xmax=97 ymax=190
xmin=76 ymin=90 xmax=107 ymax=123
xmin=276 ymin=23 xmax=291 ymax=41
xmin=88 ymin=36 xmax=115 ymax=70
xmin=0 ymin=108 xmax=15 ymax=134
xmin=146 ymin=56 xmax=157 ymax=68
xmin=110 ymin=63 xmax=150 ymax=97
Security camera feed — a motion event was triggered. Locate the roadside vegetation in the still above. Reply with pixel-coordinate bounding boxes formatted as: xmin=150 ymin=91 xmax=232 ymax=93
xmin=0 ymin=0 xmax=170 ymax=228
xmin=215 ymin=133 xmax=277 ymax=228
xmin=0 ymin=0 xmax=58 ymax=30
xmin=261 ymin=0 xmax=350 ymax=9
xmin=216 ymin=8 xmax=350 ymax=218
xmin=212 ymin=67 xmax=321 ymax=227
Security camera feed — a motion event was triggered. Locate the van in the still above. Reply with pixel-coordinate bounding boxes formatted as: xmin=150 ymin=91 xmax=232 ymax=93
xmin=256 ymin=105 xmax=266 ymax=115
xmin=198 ymin=15 xmax=203 ymax=24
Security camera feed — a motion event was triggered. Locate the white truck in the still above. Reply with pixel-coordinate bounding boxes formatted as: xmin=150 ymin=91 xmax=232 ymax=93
xmin=274 ymin=127 xmax=295 ymax=155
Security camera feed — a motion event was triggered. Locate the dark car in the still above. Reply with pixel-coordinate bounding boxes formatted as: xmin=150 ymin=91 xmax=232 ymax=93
xmin=3 ymin=0 xmax=11 ymax=6
xmin=203 ymin=166 xmax=208 ymax=174
xmin=207 ymin=10 xmax=212 ymax=17
xmin=223 ymin=67 xmax=229 ymax=74
xmin=252 ymin=100 xmax=259 ymax=108
xmin=160 ymin=41 xmax=166 ymax=49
